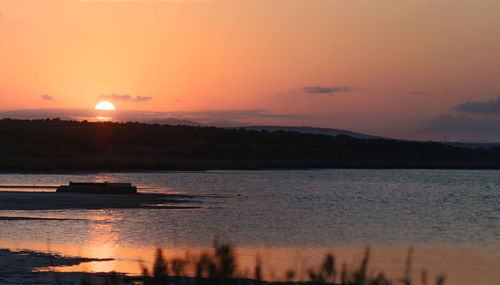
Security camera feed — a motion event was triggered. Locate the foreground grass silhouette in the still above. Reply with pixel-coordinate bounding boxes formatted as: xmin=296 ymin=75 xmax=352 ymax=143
xmin=136 ymin=242 xmax=446 ymax=285
xmin=0 ymin=243 xmax=446 ymax=285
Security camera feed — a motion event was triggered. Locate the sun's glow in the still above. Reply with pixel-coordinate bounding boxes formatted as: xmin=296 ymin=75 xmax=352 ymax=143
xmin=96 ymin=116 xmax=112 ymax=121
xmin=94 ymin=101 xmax=116 ymax=111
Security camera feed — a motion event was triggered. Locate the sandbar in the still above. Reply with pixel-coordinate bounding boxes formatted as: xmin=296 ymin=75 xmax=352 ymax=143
xmin=0 ymin=191 xmax=200 ymax=210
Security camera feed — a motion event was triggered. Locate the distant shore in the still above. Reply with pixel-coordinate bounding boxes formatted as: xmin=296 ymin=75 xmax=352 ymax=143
xmin=2 ymin=118 xmax=500 ymax=172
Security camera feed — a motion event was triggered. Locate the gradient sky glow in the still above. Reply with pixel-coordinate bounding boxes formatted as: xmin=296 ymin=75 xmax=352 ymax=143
xmin=1 ymin=0 xmax=500 ymax=141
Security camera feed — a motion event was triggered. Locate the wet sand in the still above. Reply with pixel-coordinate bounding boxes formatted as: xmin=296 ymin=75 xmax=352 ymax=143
xmin=0 ymin=191 xmax=201 ymax=210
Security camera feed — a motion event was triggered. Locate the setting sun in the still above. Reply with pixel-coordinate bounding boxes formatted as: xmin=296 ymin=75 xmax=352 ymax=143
xmin=94 ymin=101 xmax=116 ymax=111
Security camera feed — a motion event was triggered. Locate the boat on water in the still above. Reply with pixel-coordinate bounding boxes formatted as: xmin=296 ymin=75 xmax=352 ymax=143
xmin=56 ymin=182 xmax=137 ymax=194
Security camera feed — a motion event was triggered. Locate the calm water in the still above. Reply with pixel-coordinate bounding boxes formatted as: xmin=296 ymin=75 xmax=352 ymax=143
xmin=0 ymin=169 xmax=499 ymax=283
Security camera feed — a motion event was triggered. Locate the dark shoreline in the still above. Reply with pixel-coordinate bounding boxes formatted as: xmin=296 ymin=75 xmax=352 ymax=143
xmin=2 ymin=118 xmax=500 ymax=172
xmin=3 ymin=164 xmax=500 ymax=174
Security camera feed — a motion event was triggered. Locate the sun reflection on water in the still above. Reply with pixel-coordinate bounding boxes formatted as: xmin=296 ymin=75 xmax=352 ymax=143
xmin=93 ymin=173 xmax=115 ymax=183
xmin=84 ymin=211 xmax=121 ymax=272
xmin=3 ymin=237 xmax=500 ymax=285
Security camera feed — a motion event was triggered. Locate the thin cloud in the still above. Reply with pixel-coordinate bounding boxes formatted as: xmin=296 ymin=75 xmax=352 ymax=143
xmin=453 ymin=97 xmax=500 ymax=114
xmin=98 ymin=94 xmax=152 ymax=102
xmin=0 ymin=108 xmax=305 ymax=124
xmin=41 ymin=94 xmax=55 ymax=101
xmin=303 ymin=86 xmax=354 ymax=94
xmin=99 ymin=94 xmax=131 ymax=101
xmin=134 ymin=96 xmax=152 ymax=102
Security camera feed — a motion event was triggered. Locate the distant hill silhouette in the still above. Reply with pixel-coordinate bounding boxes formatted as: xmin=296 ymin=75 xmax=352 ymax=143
xmin=241 ymin=126 xmax=381 ymax=139
xmin=444 ymin=141 xmax=500 ymax=149
xmin=1 ymin=118 xmax=500 ymax=171
xmin=149 ymin=118 xmax=202 ymax=126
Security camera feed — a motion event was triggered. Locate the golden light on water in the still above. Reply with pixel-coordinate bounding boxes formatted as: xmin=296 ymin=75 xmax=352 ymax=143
xmin=85 ymin=211 xmax=120 ymax=273
xmin=94 ymin=101 xmax=116 ymax=111
xmin=5 ymin=240 xmax=500 ymax=285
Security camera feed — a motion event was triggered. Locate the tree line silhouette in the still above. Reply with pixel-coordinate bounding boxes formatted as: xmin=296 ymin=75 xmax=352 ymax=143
xmin=1 ymin=118 xmax=500 ymax=171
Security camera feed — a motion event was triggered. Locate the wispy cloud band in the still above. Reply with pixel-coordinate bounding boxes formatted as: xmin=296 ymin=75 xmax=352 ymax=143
xmin=41 ymin=94 xmax=55 ymax=101
xmin=303 ymin=86 xmax=355 ymax=94
xmin=99 ymin=94 xmax=153 ymax=102
xmin=453 ymin=97 xmax=500 ymax=114
xmin=0 ymin=108 xmax=305 ymax=124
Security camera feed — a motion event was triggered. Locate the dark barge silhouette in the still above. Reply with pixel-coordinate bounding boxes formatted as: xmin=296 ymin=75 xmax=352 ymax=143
xmin=56 ymin=182 xmax=137 ymax=194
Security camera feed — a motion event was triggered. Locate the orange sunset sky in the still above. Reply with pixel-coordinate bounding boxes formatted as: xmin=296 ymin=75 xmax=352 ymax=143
xmin=1 ymin=0 xmax=499 ymax=141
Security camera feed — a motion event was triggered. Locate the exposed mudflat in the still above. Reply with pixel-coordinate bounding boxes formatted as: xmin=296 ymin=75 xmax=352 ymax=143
xmin=0 ymin=191 xmax=200 ymax=210
xmin=0 ymin=248 xmax=133 ymax=284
